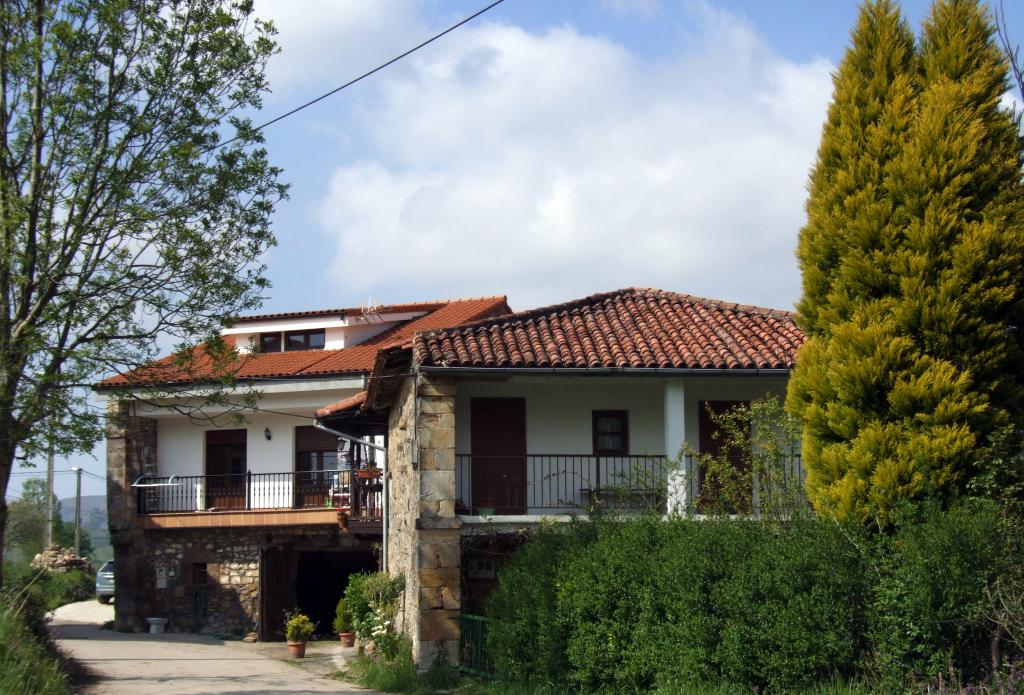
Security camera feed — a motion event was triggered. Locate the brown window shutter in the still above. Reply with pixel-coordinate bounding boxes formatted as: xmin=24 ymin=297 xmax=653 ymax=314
xmin=295 ymin=425 xmax=338 ymax=453
xmin=206 ymin=429 xmax=246 ymax=446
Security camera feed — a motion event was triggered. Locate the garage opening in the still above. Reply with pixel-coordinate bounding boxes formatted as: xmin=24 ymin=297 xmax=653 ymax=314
xmin=296 ymin=550 xmax=377 ymax=638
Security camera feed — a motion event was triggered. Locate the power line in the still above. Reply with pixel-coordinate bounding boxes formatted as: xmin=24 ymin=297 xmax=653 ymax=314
xmin=213 ymin=0 xmax=507 ymax=151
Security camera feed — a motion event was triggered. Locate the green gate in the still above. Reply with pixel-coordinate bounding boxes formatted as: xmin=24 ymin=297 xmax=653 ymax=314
xmin=456 ymin=614 xmax=493 ymax=677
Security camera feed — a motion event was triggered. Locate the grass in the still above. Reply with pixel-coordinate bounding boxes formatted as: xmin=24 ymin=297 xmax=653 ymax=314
xmin=0 ymin=596 xmax=72 ymax=695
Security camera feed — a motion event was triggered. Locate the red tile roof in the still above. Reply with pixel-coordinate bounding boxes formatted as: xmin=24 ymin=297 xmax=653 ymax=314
xmin=413 ymin=288 xmax=804 ymax=371
xmin=98 ymin=296 xmax=509 ymax=387
xmin=231 ymin=301 xmax=454 ymax=323
xmin=316 ymin=391 xmax=367 ymax=418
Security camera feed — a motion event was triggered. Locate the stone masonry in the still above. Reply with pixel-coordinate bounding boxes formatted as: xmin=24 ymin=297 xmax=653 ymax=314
xmin=387 ymin=374 xmax=461 ymax=668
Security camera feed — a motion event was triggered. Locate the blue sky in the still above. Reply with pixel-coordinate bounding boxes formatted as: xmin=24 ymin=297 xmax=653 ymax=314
xmin=14 ymin=0 xmax=1023 ymax=500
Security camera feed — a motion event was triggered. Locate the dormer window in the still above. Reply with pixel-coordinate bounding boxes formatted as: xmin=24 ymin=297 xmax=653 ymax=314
xmin=260 ymin=332 xmax=282 ymax=353
xmin=257 ymin=329 xmax=325 ymax=352
xmin=285 ymin=329 xmax=325 ymax=351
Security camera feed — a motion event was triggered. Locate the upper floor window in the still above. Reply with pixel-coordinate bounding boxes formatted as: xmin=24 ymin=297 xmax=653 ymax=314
xmin=257 ymin=329 xmax=325 ymax=352
xmin=593 ymin=411 xmax=628 ymax=456
xmin=260 ymin=332 xmax=282 ymax=353
xmin=285 ymin=329 xmax=325 ymax=351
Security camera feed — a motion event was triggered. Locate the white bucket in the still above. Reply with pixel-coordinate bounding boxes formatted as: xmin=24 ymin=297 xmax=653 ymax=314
xmin=146 ymin=617 xmax=169 ymax=635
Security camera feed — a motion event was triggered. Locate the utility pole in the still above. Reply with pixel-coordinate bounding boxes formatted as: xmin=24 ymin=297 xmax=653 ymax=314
xmin=71 ymin=467 xmax=82 ymax=556
xmin=44 ymin=434 xmax=54 ymax=550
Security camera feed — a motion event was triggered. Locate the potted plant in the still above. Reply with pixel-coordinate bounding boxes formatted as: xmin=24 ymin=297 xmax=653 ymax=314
xmin=333 ymin=596 xmax=356 ymax=647
xmin=285 ymin=610 xmax=315 ymax=658
xmin=355 ymin=464 xmax=381 ymax=480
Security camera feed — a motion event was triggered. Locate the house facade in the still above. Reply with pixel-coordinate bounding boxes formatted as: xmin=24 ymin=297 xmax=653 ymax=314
xmin=98 ymin=297 xmax=509 ymax=639
xmin=315 ymin=288 xmax=805 ymax=666
xmin=100 ymin=287 xmax=804 ymax=664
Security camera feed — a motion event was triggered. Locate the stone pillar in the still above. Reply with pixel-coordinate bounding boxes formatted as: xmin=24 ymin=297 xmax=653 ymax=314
xmin=106 ymin=401 xmax=158 ymax=631
xmin=414 ymin=375 xmax=460 ymax=667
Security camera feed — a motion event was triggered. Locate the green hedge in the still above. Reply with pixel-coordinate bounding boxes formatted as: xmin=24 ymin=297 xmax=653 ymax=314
xmin=485 ymin=505 xmax=1010 ymax=692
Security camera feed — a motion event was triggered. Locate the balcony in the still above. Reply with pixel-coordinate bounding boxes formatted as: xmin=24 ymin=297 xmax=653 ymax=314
xmin=455 ymin=453 xmax=805 ymax=517
xmin=134 ymin=469 xmax=383 ymax=529
xmin=455 ymin=454 xmax=669 ymax=515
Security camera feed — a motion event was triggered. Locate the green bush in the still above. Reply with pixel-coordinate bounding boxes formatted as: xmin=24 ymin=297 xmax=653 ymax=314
xmin=0 ymin=594 xmax=71 ymax=695
xmin=344 ymin=573 xmax=372 ymax=640
xmin=486 ymin=506 xmax=1010 ymax=693
xmin=332 ymin=596 xmax=353 ymax=634
xmin=867 ymin=501 xmax=1006 ymax=688
xmin=344 ymin=571 xmax=405 ymax=646
xmin=709 ymin=519 xmax=867 ymax=691
xmin=485 ymin=522 xmax=584 ymax=684
xmin=285 ymin=610 xmax=315 ymax=642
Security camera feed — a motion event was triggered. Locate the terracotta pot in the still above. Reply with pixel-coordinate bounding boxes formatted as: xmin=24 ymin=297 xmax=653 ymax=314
xmin=339 ymin=631 xmax=356 ymax=648
xmin=355 ymin=468 xmax=381 ymax=479
xmin=287 ymin=641 xmax=307 ymax=658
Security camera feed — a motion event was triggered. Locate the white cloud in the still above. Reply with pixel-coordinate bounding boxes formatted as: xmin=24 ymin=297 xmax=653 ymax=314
xmin=255 ymin=0 xmax=427 ymax=99
xmin=314 ymin=5 xmax=834 ymax=312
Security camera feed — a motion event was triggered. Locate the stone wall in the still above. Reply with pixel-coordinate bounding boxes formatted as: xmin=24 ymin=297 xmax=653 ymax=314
xmin=387 ymin=374 xmax=461 ymax=668
xmin=106 ymin=401 xmax=158 ymax=631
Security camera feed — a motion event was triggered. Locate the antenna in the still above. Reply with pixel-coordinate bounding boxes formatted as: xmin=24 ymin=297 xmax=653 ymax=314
xmin=361 ymin=297 xmax=384 ymax=324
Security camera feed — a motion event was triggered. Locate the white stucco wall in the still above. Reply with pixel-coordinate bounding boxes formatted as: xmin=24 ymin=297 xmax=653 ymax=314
xmin=451 ymin=373 xmax=790 ymax=514
xmin=152 ymin=386 xmax=365 ymax=478
xmin=454 ymin=377 xmax=666 ymax=456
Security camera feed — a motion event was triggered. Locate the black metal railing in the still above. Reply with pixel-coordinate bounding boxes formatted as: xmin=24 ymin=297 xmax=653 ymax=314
xmin=455 ymin=454 xmax=669 ymax=514
xmin=454 ymin=453 xmax=805 ymax=516
xmin=136 ymin=468 xmax=383 ymax=517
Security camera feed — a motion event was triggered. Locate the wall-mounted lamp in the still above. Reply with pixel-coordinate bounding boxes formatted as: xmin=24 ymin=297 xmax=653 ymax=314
xmin=264 ymin=427 xmax=272 ymax=441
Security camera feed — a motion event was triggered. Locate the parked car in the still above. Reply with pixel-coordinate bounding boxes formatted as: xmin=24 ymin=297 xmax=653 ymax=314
xmin=95 ymin=560 xmax=114 ymax=604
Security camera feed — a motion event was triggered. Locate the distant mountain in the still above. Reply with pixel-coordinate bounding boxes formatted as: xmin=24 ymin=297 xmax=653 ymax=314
xmin=58 ymin=494 xmax=106 ymax=525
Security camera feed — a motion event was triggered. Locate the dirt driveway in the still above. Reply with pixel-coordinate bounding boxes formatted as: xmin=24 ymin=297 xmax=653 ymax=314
xmin=50 ymin=601 xmax=376 ymax=695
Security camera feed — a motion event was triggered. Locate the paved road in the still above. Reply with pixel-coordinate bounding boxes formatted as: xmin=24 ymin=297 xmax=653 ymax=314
xmin=51 ymin=601 xmax=375 ymax=695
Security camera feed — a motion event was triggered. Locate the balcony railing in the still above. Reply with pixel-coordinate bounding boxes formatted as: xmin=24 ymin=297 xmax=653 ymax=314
xmin=135 ymin=469 xmax=383 ymax=518
xmin=455 ymin=454 xmax=669 ymax=514
xmin=455 ymin=453 xmax=805 ymax=516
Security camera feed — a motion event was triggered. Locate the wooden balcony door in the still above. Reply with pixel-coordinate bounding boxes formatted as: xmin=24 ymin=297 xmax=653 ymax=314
xmin=471 ymin=398 xmax=526 ymax=514
xmin=205 ymin=429 xmax=246 ymax=510
xmin=697 ymin=400 xmax=749 ymax=512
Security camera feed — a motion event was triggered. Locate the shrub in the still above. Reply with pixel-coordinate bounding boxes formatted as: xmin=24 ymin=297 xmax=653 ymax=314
xmin=867 ymin=501 xmax=1006 ymax=688
xmin=344 ymin=571 xmax=405 ymax=651
xmin=284 ymin=610 xmax=315 ymax=642
xmin=486 ymin=522 xmax=584 ymax=684
xmin=486 ymin=505 xmax=1010 ymax=692
xmin=332 ymin=596 xmax=353 ymax=634
xmin=344 ymin=573 xmax=372 ymax=639
xmin=710 ymin=519 xmax=867 ymax=691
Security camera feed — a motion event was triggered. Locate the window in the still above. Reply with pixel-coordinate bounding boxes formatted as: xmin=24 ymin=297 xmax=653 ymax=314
xmin=285 ymin=329 xmax=325 ymax=351
xmin=593 ymin=411 xmax=628 ymax=456
xmin=295 ymin=426 xmax=341 ymax=484
xmin=259 ymin=332 xmax=282 ymax=353
xmin=192 ymin=562 xmax=208 ymax=585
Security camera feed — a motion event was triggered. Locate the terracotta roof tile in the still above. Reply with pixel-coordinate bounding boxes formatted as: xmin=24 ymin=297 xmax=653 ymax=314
xmin=316 ymin=391 xmax=367 ymax=418
xmin=98 ymin=296 xmax=509 ymax=387
xmin=413 ymin=288 xmax=804 ymax=371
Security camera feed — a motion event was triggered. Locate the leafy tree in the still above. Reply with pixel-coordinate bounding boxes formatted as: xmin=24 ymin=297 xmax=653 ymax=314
xmin=3 ymin=479 xmax=91 ymax=561
xmin=0 ymin=0 xmax=286 ymax=583
xmin=788 ymin=0 xmax=1024 ymax=525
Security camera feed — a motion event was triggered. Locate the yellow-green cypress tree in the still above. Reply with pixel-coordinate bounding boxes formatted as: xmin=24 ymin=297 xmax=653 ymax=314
xmin=788 ymin=0 xmax=1024 ymax=526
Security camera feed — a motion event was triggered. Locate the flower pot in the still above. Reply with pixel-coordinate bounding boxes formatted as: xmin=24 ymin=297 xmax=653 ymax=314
xmin=287 ymin=641 xmax=307 ymax=658
xmin=355 ymin=469 xmax=381 ymax=480
xmin=339 ymin=631 xmax=356 ymax=647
